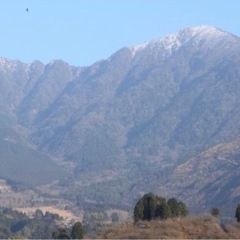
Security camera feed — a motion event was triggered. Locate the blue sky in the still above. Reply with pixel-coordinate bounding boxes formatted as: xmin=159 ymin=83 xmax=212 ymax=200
xmin=1 ymin=0 xmax=240 ymax=66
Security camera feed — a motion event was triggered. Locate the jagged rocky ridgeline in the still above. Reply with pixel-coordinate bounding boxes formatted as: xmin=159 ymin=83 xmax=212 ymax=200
xmin=0 ymin=25 xmax=240 ymax=213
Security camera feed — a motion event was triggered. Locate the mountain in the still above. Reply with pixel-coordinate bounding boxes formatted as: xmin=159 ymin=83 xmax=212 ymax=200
xmin=163 ymin=139 xmax=240 ymax=215
xmin=0 ymin=25 xmax=240 ymax=213
xmin=0 ymin=112 xmax=68 ymax=187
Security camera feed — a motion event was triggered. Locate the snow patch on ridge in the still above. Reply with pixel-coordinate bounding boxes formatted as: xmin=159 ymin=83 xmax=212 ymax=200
xmin=0 ymin=57 xmax=20 ymax=70
xmin=130 ymin=25 xmax=233 ymax=57
xmin=131 ymin=42 xmax=149 ymax=57
xmin=130 ymin=31 xmax=182 ymax=58
xmin=153 ymin=32 xmax=182 ymax=51
xmin=184 ymin=25 xmax=226 ymax=39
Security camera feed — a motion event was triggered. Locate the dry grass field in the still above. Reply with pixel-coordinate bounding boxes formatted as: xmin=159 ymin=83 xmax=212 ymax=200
xmin=99 ymin=215 xmax=240 ymax=239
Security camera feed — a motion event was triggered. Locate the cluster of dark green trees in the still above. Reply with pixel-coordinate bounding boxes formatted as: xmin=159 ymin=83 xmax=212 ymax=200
xmin=134 ymin=194 xmax=240 ymax=224
xmin=133 ymin=193 xmax=188 ymax=222
xmin=52 ymin=222 xmax=84 ymax=239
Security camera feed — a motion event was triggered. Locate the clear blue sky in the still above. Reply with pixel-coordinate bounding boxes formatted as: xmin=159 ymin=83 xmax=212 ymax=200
xmin=1 ymin=0 xmax=240 ymax=66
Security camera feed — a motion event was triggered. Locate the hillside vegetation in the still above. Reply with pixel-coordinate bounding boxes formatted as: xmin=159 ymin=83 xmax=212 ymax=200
xmin=0 ymin=113 xmax=68 ymax=186
xmin=0 ymin=25 xmax=240 ymax=213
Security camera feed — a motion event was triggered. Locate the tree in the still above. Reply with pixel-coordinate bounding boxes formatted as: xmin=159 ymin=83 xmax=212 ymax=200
xmin=34 ymin=209 xmax=44 ymax=220
xmin=52 ymin=227 xmax=70 ymax=239
xmin=167 ymin=198 xmax=188 ymax=218
xmin=142 ymin=193 xmax=157 ymax=221
xmin=71 ymin=222 xmax=84 ymax=239
xmin=167 ymin=198 xmax=179 ymax=217
xmin=134 ymin=193 xmax=157 ymax=222
xmin=134 ymin=198 xmax=144 ymax=222
xmin=210 ymin=207 xmax=220 ymax=218
xmin=177 ymin=201 xmax=188 ymax=217
xmin=235 ymin=204 xmax=240 ymax=222
xmin=155 ymin=202 xmax=171 ymax=220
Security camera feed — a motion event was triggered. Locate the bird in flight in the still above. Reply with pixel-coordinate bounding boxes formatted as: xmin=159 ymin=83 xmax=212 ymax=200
xmin=26 ymin=8 xmax=29 ymax=12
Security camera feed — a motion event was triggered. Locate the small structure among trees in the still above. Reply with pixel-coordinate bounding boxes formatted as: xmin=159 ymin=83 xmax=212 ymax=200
xmin=133 ymin=192 xmax=188 ymax=222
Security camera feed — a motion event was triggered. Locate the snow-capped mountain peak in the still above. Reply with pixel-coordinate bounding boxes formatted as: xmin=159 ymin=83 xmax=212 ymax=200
xmin=130 ymin=25 xmax=235 ymax=57
xmin=177 ymin=25 xmax=231 ymax=41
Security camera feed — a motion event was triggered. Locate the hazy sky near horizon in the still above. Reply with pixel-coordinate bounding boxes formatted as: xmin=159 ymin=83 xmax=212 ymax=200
xmin=1 ymin=0 xmax=240 ymax=66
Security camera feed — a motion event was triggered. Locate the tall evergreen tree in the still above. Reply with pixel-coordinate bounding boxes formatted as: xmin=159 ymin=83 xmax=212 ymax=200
xmin=155 ymin=202 xmax=171 ymax=219
xmin=167 ymin=198 xmax=179 ymax=217
xmin=142 ymin=193 xmax=157 ymax=221
xmin=134 ymin=199 xmax=144 ymax=222
xmin=177 ymin=201 xmax=188 ymax=217
xmin=71 ymin=222 xmax=84 ymax=239
xmin=52 ymin=228 xmax=70 ymax=239
xmin=235 ymin=204 xmax=240 ymax=222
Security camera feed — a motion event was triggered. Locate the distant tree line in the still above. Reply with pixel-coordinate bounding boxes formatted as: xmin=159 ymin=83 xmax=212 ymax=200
xmin=0 ymin=207 xmax=85 ymax=239
xmin=0 ymin=208 xmax=62 ymax=239
xmin=133 ymin=192 xmax=188 ymax=222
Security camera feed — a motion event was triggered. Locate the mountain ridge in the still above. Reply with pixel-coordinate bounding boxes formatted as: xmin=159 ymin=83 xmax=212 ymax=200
xmin=0 ymin=25 xmax=239 ymax=213
xmin=130 ymin=25 xmax=239 ymax=59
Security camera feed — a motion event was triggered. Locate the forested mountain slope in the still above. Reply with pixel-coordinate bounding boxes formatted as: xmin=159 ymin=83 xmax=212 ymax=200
xmin=0 ymin=25 xmax=240 ymax=212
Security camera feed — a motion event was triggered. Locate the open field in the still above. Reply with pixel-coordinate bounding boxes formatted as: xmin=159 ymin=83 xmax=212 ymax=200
xmin=15 ymin=206 xmax=81 ymax=222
